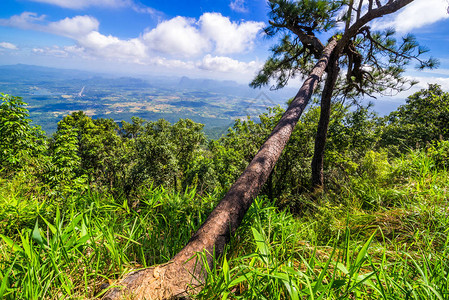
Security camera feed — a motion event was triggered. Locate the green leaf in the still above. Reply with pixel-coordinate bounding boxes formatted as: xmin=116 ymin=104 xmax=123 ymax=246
xmin=0 ymin=258 xmax=16 ymax=298
xmin=229 ymin=275 xmax=249 ymax=287
xmin=80 ymin=216 xmax=88 ymax=238
xmin=313 ymin=242 xmax=337 ymax=295
xmin=32 ymin=219 xmax=44 ymax=245
xmin=76 ymin=235 xmax=90 ymax=247
xmin=336 ymin=262 xmax=349 ymax=275
xmin=251 ymin=227 xmax=270 ymax=265
xmin=353 ymin=230 xmax=376 ymax=271
xmin=222 ymin=255 xmax=230 ymax=285
xmin=19 ymin=231 xmax=32 ymax=260
xmin=0 ymin=234 xmax=23 ymax=253
xmin=40 ymin=215 xmax=57 ymax=235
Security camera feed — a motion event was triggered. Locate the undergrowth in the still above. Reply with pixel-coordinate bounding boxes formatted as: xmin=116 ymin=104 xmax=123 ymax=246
xmin=0 ymin=145 xmax=448 ymax=299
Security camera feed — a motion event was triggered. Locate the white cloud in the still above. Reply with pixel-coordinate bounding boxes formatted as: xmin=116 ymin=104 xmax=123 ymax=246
xmin=47 ymin=15 xmax=99 ymax=38
xmin=0 ymin=42 xmax=18 ymax=50
xmin=31 ymin=33 xmax=148 ymax=63
xmin=407 ymin=75 xmax=449 ymax=91
xmin=32 ymin=45 xmax=69 ymax=57
xmin=199 ymin=13 xmax=263 ymax=54
xmin=0 ymin=12 xmax=46 ymax=30
xmin=230 ymin=0 xmax=247 ymax=13
xmin=63 ymin=45 xmax=87 ymax=56
xmin=150 ymin=57 xmax=195 ymax=69
xmin=32 ymin=45 xmax=99 ymax=60
xmin=0 ymin=13 xmax=145 ymax=62
xmin=142 ymin=13 xmax=263 ymax=57
xmin=143 ymin=16 xmax=210 ymax=57
xmin=373 ymin=0 xmax=449 ymax=33
xmin=78 ymin=32 xmax=147 ymax=62
xmin=0 ymin=12 xmax=99 ymax=39
xmin=384 ymin=75 xmax=449 ymax=100
xmin=422 ymin=68 xmax=449 ymax=77
xmin=198 ymin=54 xmax=260 ymax=73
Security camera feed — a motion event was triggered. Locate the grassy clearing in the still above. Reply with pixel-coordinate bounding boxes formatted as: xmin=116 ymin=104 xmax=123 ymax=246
xmin=1 ymin=146 xmax=448 ymax=299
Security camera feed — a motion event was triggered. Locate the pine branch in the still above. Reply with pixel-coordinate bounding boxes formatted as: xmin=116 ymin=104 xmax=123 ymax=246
xmin=337 ymin=0 xmax=414 ymax=54
xmin=362 ymin=27 xmax=437 ymax=68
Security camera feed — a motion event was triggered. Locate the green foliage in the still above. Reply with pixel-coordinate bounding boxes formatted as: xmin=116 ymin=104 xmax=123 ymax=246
xmin=251 ymin=0 xmax=344 ymax=89
xmin=1 ymin=92 xmax=449 ymax=299
xmin=338 ymin=29 xmax=438 ymax=99
xmin=427 ymin=140 xmax=449 ymax=170
xmin=266 ymin=0 xmax=343 ymax=35
xmin=197 ymin=192 xmax=449 ymax=299
xmin=131 ymin=119 xmax=180 ymax=189
xmin=127 ymin=118 xmax=206 ymax=194
xmin=252 ymin=0 xmax=437 ymax=96
xmin=0 ymin=94 xmax=46 ymax=174
xmin=55 ymin=112 xmax=128 ymax=192
xmin=45 ymin=122 xmax=85 ymax=194
xmin=0 ymin=186 xmax=218 ymax=299
xmin=382 ymin=84 xmax=449 ymax=152
xmin=272 ymin=105 xmax=318 ymax=198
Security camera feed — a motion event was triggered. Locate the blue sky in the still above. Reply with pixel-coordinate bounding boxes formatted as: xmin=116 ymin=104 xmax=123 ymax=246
xmin=0 ymin=0 xmax=449 ymax=95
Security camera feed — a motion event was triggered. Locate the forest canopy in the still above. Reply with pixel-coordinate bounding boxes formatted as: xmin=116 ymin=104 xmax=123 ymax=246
xmin=1 ymin=83 xmax=448 ymax=206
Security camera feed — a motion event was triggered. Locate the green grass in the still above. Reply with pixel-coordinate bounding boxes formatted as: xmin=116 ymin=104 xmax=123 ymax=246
xmin=0 ymin=186 xmax=218 ymax=299
xmin=1 ymin=146 xmax=448 ymax=299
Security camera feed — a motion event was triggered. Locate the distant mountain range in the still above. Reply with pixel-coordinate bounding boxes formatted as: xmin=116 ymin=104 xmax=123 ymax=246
xmin=0 ymin=64 xmax=299 ymax=104
xmin=0 ymin=64 xmax=404 ymax=136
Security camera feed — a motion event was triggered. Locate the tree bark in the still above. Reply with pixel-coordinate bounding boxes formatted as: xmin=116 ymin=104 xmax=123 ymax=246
xmin=311 ymin=54 xmax=339 ymax=188
xmin=103 ymin=37 xmax=338 ymax=300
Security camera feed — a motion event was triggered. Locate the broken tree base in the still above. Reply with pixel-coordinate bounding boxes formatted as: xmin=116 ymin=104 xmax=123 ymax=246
xmin=103 ymin=261 xmax=204 ymax=300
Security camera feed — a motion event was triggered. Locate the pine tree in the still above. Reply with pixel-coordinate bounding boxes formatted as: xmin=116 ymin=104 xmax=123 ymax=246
xmin=251 ymin=0 xmax=437 ymax=187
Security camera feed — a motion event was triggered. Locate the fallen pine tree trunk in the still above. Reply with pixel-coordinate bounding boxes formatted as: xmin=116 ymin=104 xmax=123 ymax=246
xmin=103 ymin=37 xmax=337 ymax=300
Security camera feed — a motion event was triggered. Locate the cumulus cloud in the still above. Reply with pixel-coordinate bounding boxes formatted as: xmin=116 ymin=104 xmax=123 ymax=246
xmin=143 ymin=13 xmax=263 ymax=57
xmin=143 ymin=16 xmax=210 ymax=57
xmin=199 ymin=13 xmax=263 ymax=54
xmin=47 ymin=15 xmax=99 ymax=38
xmin=32 ymin=45 xmax=97 ymax=59
xmin=381 ymin=74 xmax=449 ymax=100
xmin=150 ymin=57 xmax=195 ymax=69
xmin=373 ymin=0 xmax=449 ymax=33
xmin=230 ymin=0 xmax=247 ymax=13
xmin=0 ymin=12 xmax=99 ymax=39
xmin=198 ymin=54 xmax=260 ymax=73
xmin=78 ymin=32 xmax=147 ymax=62
xmin=0 ymin=42 xmax=18 ymax=50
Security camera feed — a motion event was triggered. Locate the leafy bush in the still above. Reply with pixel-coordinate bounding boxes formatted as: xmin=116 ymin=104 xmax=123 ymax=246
xmin=382 ymin=84 xmax=449 ymax=152
xmin=427 ymin=140 xmax=449 ymax=170
xmin=0 ymin=94 xmax=46 ymax=175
